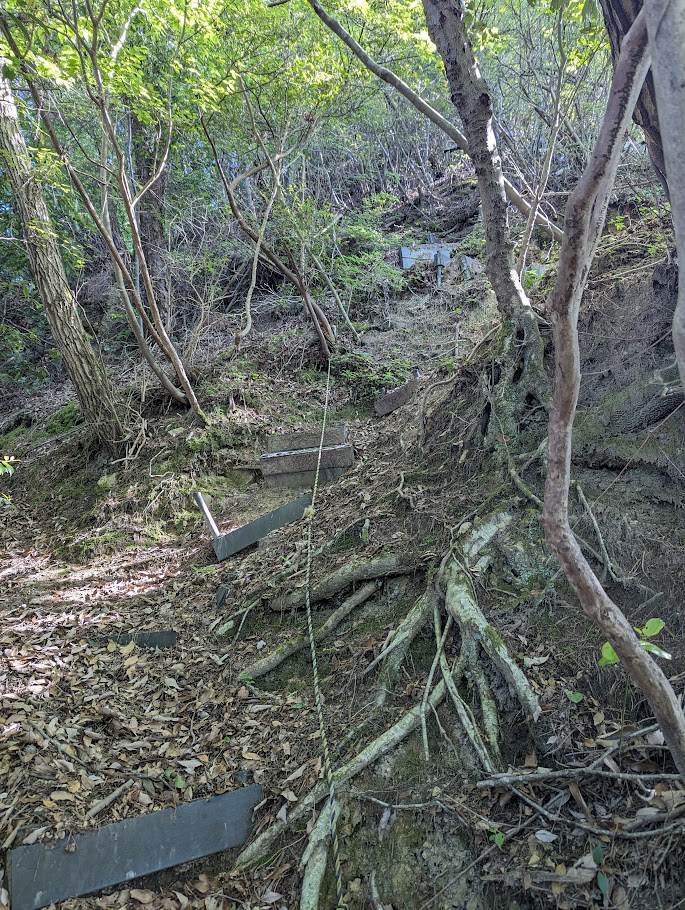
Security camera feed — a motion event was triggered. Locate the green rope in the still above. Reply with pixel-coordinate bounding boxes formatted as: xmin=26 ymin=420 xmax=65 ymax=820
xmin=304 ymin=357 xmax=348 ymax=910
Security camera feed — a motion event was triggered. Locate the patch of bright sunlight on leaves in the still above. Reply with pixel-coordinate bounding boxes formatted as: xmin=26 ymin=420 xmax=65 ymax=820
xmin=598 ymin=618 xmax=671 ymax=667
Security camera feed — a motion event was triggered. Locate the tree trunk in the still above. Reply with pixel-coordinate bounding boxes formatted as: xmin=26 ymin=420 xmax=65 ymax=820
xmin=130 ymin=112 xmax=171 ymax=331
xmin=0 ymin=66 xmax=136 ymax=453
xmin=421 ymin=0 xmax=549 ymax=438
xmin=599 ymin=0 xmax=669 ymax=197
xmin=543 ymin=8 xmax=685 ymax=780
xmin=421 ymin=0 xmax=528 ymax=320
xmin=644 ymin=0 xmax=685 ymax=394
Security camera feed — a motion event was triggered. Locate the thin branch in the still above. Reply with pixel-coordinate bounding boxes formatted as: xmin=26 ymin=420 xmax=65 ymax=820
xmin=303 ymin=0 xmax=563 ymax=241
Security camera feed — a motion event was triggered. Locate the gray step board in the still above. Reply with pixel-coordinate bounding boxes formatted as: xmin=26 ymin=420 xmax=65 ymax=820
xmin=260 ymin=444 xmax=354 ymax=477
xmin=8 ymin=785 xmax=262 ymax=910
xmin=212 ymin=492 xmax=312 ymax=561
xmin=266 ymin=423 xmax=348 ymax=453
xmin=374 ymin=378 xmax=419 ymax=417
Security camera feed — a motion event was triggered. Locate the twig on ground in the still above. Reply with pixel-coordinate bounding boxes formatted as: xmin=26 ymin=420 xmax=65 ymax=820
xmin=477 ymin=767 xmax=682 ymax=787
xmin=506 ymin=782 xmax=685 ymax=840
xmin=86 ymin=780 xmax=134 ymax=820
xmin=356 ymin=795 xmax=438 ymax=811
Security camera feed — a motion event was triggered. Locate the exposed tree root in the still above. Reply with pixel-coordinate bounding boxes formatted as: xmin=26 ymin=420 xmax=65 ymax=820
xmin=421 ymin=611 xmax=452 ymax=760
xmin=243 ymin=581 xmax=377 ymax=680
xmin=434 ymin=599 xmax=498 ymax=773
xmin=233 ymin=679 xmax=446 ymax=872
xmin=299 ymin=801 xmax=334 ymax=910
xmin=445 ymin=513 xmax=541 ymax=725
xmin=267 ymin=554 xmax=414 ymax=611
xmin=371 ymin=587 xmax=435 ymax=707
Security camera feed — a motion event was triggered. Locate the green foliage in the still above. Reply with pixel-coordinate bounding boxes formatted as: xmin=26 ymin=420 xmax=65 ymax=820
xmin=331 ymin=194 xmax=407 ymax=307
xmin=330 ymin=350 xmax=411 ymax=401
xmin=0 ymin=317 xmax=53 ymax=389
xmin=0 ymin=455 xmax=17 ymax=476
xmin=590 ymin=844 xmax=610 ymax=897
xmin=45 ymin=402 xmax=83 ymax=435
xmin=598 ymin=618 xmax=671 ymax=667
xmin=566 ymin=690 xmax=584 ymax=703
xmin=1 ymin=454 xmax=17 ymax=504
xmin=165 ymin=768 xmax=187 ymax=791
xmin=489 ymin=828 xmax=505 ymax=849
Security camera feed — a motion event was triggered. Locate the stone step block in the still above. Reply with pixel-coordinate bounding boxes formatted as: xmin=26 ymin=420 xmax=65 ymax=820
xmin=212 ymin=492 xmax=312 ymax=561
xmin=266 ymin=422 xmax=348 ymax=453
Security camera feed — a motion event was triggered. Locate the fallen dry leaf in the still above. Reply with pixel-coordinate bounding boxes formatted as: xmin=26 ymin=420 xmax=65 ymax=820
xmin=130 ymin=888 xmax=156 ymax=903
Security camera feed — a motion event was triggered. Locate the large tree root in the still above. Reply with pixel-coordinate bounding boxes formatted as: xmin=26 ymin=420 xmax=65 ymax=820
xmin=433 ymin=598 xmax=498 ymax=773
xmin=236 ymin=515 xmax=542 ymax=898
xmin=233 ymin=679 xmax=446 ymax=872
xmin=371 ymin=588 xmax=435 ymax=707
xmin=267 ymin=553 xmax=414 ymax=611
xmin=445 ymin=512 xmax=541 ymax=724
xmin=299 ymin=801 xmax=334 ymax=910
xmin=243 ymin=581 xmax=377 ymax=680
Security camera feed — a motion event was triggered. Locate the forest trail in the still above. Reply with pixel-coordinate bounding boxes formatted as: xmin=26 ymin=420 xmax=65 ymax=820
xmin=2 ymin=205 xmax=685 ymax=910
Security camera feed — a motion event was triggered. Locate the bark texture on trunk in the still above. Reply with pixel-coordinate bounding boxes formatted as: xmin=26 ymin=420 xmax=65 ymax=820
xmin=0 ymin=67 xmax=133 ymax=452
xmin=644 ymin=0 xmax=685 ymax=397
xmin=421 ymin=0 xmax=532 ymax=324
xmin=599 ymin=0 xmax=669 ymax=197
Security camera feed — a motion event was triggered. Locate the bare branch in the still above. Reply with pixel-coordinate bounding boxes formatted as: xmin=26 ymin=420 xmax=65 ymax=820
xmin=304 ymin=0 xmax=563 ymax=241
xmin=543 ymin=7 xmax=685 ymax=780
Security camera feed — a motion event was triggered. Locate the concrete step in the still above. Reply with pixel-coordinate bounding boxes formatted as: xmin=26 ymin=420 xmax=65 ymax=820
xmin=374 ymin=377 xmax=419 ymax=417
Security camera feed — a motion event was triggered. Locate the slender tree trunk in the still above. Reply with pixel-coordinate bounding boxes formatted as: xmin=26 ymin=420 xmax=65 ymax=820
xmin=130 ymin=113 xmax=171 ymax=331
xmin=421 ymin=0 xmax=529 ymax=322
xmin=543 ymin=9 xmax=685 ymax=780
xmin=421 ymin=0 xmax=548 ymax=421
xmin=0 ymin=66 xmax=135 ymax=453
xmin=599 ymin=0 xmax=669 ymax=197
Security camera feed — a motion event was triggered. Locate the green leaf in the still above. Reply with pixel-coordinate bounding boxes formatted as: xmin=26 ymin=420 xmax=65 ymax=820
xmin=175 ymin=774 xmax=186 ymax=790
xmin=566 ymin=691 xmax=584 ymax=704
xmin=640 ymin=641 xmax=672 ymax=660
xmin=489 ymin=829 xmax=505 ymax=849
xmin=592 ymin=845 xmax=604 ymax=866
xmin=640 ymin=618 xmax=665 ymax=638
xmin=597 ymin=870 xmax=609 ymax=896
xmin=598 ymin=642 xmax=619 ymax=667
